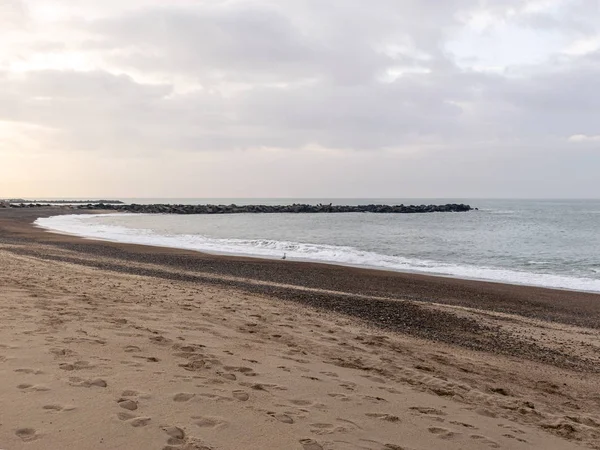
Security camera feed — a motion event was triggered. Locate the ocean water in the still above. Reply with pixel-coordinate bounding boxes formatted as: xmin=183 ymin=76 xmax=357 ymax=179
xmin=35 ymin=199 xmax=600 ymax=293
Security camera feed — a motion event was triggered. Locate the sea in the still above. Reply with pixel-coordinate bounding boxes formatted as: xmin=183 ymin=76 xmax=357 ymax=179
xmin=34 ymin=198 xmax=600 ymax=293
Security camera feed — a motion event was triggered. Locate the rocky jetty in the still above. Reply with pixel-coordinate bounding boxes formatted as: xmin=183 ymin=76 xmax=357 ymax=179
xmin=67 ymin=202 xmax=473 ymax=214
xmin=5 ymin=199 xmax=124 ymax=204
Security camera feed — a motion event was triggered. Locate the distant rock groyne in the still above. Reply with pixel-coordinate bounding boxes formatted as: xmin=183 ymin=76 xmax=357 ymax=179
xmin=72 ymin=202 xmax=473 ymax=214
xmin=4 ymin=199 xmax=124 ymax=204
xmin=2 ymin=201 xmax=474 ymax=213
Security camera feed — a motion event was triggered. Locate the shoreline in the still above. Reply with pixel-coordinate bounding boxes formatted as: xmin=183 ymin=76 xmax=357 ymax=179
xmin=2 ymin=207 xmax=600 ymax=342
xmin=1 ymin=207 xmax=600 ymax=449
xmin=34 ymin=210 xmax=600 ymax=295
xmin=3 ymin=208 xmax=600 ymax=320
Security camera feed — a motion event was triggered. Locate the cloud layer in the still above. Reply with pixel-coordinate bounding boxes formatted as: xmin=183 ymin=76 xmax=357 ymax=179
xmin=1 ymin=0 xmax=599 ymax=197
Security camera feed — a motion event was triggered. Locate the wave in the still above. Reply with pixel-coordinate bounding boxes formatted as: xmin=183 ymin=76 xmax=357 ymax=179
xmin=477 ymin=209 xmax=517 ymax=214
xmin=487 ymin=210 xmax=516 ymax=214
xmin=35 ymin=214 xmax=600 ymax=293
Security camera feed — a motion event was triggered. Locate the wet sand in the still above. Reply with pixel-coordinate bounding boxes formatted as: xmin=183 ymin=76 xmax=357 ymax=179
xmin=1 ymin=207 xmax=599 ymax=449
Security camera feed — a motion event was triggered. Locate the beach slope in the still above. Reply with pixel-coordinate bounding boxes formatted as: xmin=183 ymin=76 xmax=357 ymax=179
xmin=0 ymin=208 xmax=599 ymax=449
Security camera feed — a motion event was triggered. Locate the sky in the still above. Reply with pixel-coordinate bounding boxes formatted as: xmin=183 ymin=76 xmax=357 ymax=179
xmin=1 ymin=0 xmax=600 ymax=198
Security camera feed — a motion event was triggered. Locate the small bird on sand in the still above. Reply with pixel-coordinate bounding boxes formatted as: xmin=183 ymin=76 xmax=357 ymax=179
xmin=282 ymin=253 xmax=287 ymax=260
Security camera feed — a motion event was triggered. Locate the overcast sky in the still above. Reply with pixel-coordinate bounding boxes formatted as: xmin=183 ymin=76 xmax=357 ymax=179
xmin=1 ymin=0 xmax=599 ymax=198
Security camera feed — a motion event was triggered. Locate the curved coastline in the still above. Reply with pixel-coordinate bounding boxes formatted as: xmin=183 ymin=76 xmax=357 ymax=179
xmin=2 ymin=207 xmax=600 ymax=450
xmin=34 ymin=212 xmax=600 ymax=294
xmin=1 ymin=207 xmax=599 ymax=334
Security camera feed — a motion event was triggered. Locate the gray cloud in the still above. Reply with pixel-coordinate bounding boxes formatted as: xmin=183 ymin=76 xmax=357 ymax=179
xmin=2 ymin=0 xmax=600 ymax=196
xmin=84 ymin=3 xmax=392 ymax=85
xmin=517 ymin=0 xmax=600 ymax=34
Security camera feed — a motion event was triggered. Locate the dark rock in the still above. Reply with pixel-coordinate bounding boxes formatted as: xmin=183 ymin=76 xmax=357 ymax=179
xmin=76 ymin=203 xmax=473 ymax=215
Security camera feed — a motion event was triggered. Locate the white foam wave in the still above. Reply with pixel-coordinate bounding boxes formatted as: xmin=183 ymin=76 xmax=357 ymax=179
xmin=35 ymin=214 xmax=600 ymax=293
xmin=479 ymin=209 xmax=516 ymax=214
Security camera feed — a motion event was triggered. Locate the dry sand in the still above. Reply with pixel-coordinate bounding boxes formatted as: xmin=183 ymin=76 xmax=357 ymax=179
xmin=0 ymin=208 xmax=599 ymax=449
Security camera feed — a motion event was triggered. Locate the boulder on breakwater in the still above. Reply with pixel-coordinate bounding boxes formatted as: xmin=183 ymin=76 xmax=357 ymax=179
xmin=68 ymin=202 xmax=473 ymax=214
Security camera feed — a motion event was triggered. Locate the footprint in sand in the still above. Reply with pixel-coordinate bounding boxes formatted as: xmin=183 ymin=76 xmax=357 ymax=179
xmin=15 ymin=368 xmax=44 ymax=375
xmin=50 ymin=347 xmax=75 ymax=357
xmin=498 ymin=423 xmax=527 ymax=436
xmin=365 ymin=413 xmax=400 ymax=423
xmin=118 ymin=399 xmax=138 ymax=411
xmin=68 ymin=377 xmax=107 ymax=388
xmin=173 ymin=392 xmax=195 ymax=402
xmin=470 ymin=435 xmax=500 ymax=448
xmin=328 ymin=393 xmax=351 ymax=402
xmin=337 ymin=418 xmax=363 ymax=431
xmin=475 ymin=408 xmax=497 ymax=418
xmin=133 ymin=355 xmax=160 ymax=363
xmin=409 ymin=406 xmax=447 ymax=417
xmin=242 ymin=383 xmax=266 ymax=392
xmin=163 ymin=426 xmax=186 ymax=440
xmin=163 ymin=426 xmax=186 ymax=446
xmin=219 ymin=372 xmax=237 ymax=381
xmin=194 ymin=416 xmax=229 ymax=430
xmin=15 ymin=428 xmax=39 ymax=442
xmin=124 ymin=345 xmax=142 ymax=353
xmin=43 ymin=404 xmax=76 ymax=412
xmin=355 ymin=439 xmax=406 ymax=450
xmin=233 ymin=390 xmax=249 ymax=401
xmin=290 ymin=399 xmax=313 ymax=406
xmin=172 ymin=343 xmax=206 ymax=354
xmin=302 ymin=376 xmax=322 ymax=382
xmin=164 ymin=437 xmax=213 ymax=450
xmin=197 ymin=392 xmax=235 ymax=403
xmin=43 ymin=404 xmax=63 ymax=411
xmin=179 ymin=359 xmax=206 ymax=371
xmin=0 ymin=343 xmax=18 ymax=349
xmin=224 ymin=366 xmax=257 ymax=377
xmin=362 ymin=375 xmax=387 ymax=384
xmin=428 ymin=427 xmax=460 ymax=439
xmin=129 ymin=417 xmax=152 ymax=427
xmin=59 ymin=360 xmax=94 ymax=371
xmin=118 ymin=412 xmax=137 ymax=421
xmin=121 ymin=389 xmax=140 ymax=397
xmin=299 ymin=438 xmax=324 ymax=450
xmin=87 ymin=378 xmax=108 ymax=388
xmin=503 ymin=433 xmax=528 ymax=443
xmin=450 ymin=420 xmax=477 ymax=429
xmin=116 ymin=412 xmax=150 ymax=427
xmin=268 ymin=412 xmax=294 ymax=424
xmin=320 ymin=371 xmax=339 ymax=378
xmin=309 ymin=423 xmax=346 ymax=435
xmin=149 ymin=335 xmax=172 ymax=346
xmin=17 ymin=383 xmax=50 ymax=392
xmin=379 ymin=386 xmax=403 ymax=395
xmin=363 ymin=395 xmax=388 ymax=403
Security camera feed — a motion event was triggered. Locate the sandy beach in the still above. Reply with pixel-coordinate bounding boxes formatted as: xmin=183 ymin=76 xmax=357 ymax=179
xmin=1 ymin=208 xmax=599 ymax=450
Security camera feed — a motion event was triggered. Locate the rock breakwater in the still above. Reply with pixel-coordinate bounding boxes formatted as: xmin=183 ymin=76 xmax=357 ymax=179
xmin=4 ymin=202 xmax=473 ymax=213
xmin=71 ymin=202 xmax=473 ymax=214
xmin=3 ymin=199 xmax=124 ymax=204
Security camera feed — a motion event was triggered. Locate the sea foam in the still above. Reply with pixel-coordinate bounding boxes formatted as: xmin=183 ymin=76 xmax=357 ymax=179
xmin=35 ymin=214 xmax=600 ymax=293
